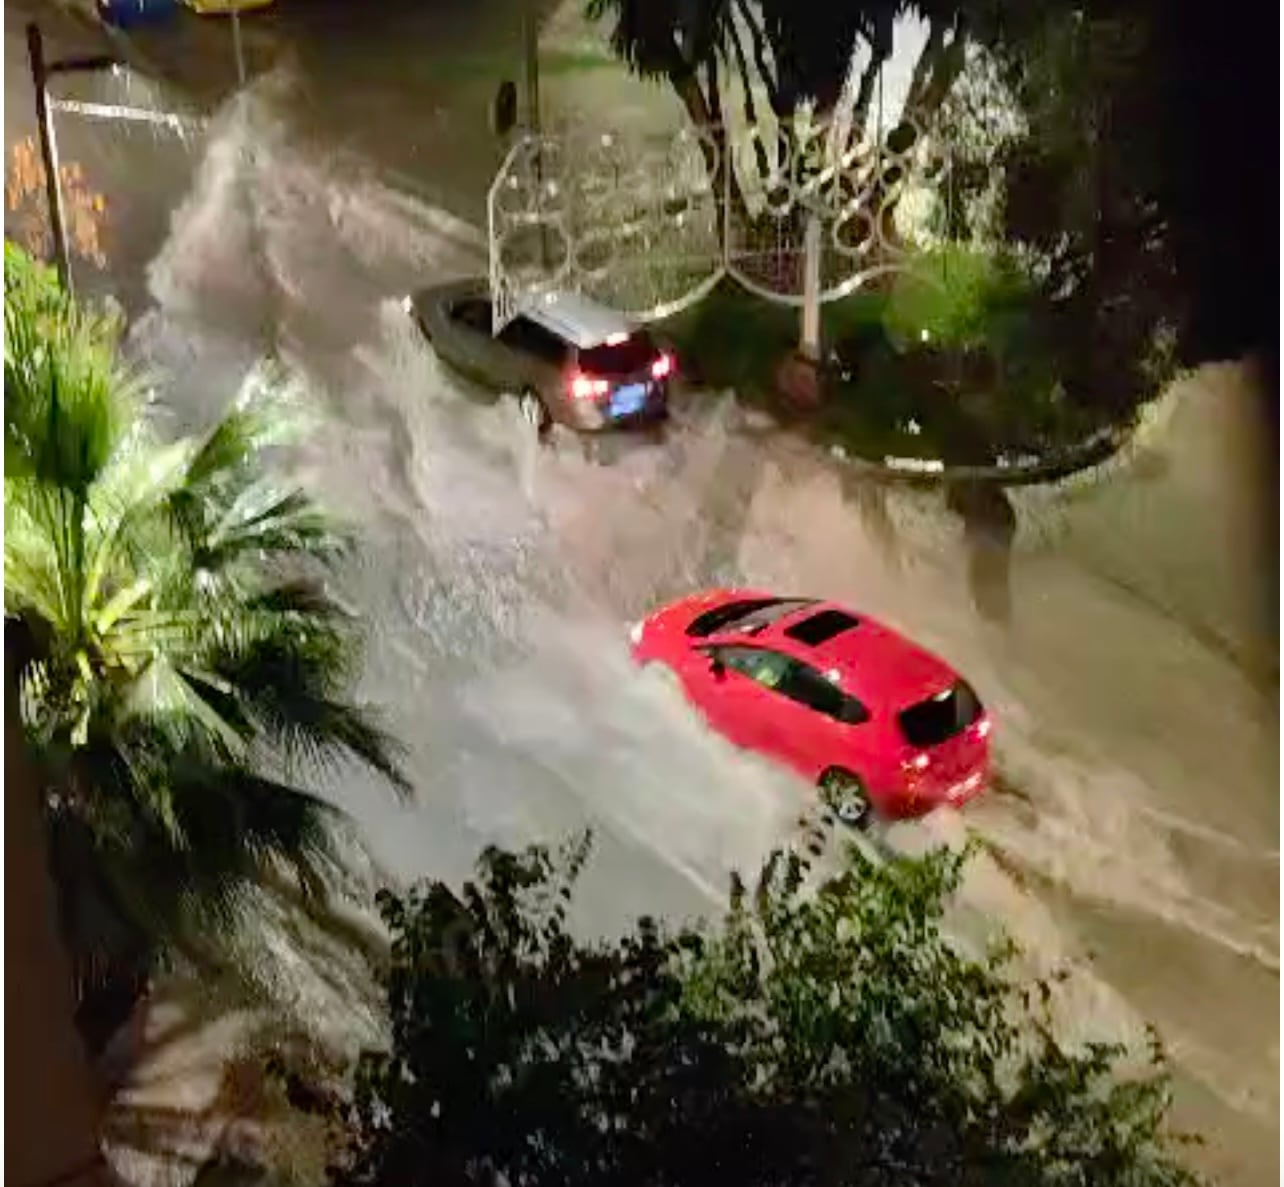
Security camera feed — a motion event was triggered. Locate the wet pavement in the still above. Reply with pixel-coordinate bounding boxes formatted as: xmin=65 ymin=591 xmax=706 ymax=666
xmin=6 ymin=6 xmax=1280 ymax=1185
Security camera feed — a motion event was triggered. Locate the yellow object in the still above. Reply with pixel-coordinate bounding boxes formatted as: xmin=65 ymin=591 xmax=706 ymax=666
xmin=183 ymin=0 xmax=274 ymax=13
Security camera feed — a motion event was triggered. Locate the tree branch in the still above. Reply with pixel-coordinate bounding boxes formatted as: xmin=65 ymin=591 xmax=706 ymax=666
xmin=728 ymin=18 xmax=771 ymax=179
xmin=905 ymin=18 xmax=947 ymax=116
xmin=851 ymin=46 xmax=891 ymax=146
xmin=668 ymin=64 xmax=713 ymax=130
xmin=906 ymin=15 xmax=969 ymax=126
xmin=706 ymin=54 xmax=724 ymax=128
xmin=736 ymin=0 xmax=784 ymax=117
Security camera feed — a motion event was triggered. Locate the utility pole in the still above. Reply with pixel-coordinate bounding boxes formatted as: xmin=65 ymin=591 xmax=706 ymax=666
xmin=800 ymin=210 xmax=822 ymax=360
xmin=25 ymin=23 xmax=118 ymax=297
xmin=27 ymin=23 xmax=70 ymax=294
xmin=521 ymin=0 xmax=548 ymax=270
xmin=521 ymin=0 xmax=540 ymax=137
xmin=231 ymin=10 xmax=246 ymax=86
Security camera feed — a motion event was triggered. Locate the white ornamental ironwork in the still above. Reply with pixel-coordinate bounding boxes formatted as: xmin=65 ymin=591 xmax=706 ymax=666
xmin=486 ymin=110 xmax=954 ymax=332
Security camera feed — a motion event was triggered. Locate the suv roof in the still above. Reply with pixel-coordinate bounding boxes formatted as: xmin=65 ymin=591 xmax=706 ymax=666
xmin=515 ymin=289 xmax=636 ymax=350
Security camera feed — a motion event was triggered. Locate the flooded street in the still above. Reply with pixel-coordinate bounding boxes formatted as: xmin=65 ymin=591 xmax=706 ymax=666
xmin=6 ymin=6 xmax=1278 ymax=1184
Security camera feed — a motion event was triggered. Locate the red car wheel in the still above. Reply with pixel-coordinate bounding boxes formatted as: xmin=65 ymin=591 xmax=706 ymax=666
xmin=818 ymin=769 xmax=870 ymax=830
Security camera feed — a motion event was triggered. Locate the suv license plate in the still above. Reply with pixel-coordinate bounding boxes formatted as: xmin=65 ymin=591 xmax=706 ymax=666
xmin=611 ymin=383 xmax=647 ymax=417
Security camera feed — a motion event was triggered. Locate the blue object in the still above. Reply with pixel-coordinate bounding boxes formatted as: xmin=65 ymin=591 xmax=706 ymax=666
xmin=98 ymin=0 xmax=179 ymax=29
xmin=611 ymin=383 xmax=647 ymax=418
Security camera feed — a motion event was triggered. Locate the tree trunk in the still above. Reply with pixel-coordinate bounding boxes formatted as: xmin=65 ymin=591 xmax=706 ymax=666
xmin=872 ymin=16 xmax=970 ymax=253
xmin=849 ymin=49 xmax=889 ymax=148
xmin=5 ymin=640 xmax=114 ymax=1187
xmin=667 ymin=66 xmax=751 ymax=233
xmin=728 ymin=19 xmax=771 ymax=179
xmin=904 ymin=20 xmax=947 ymax=116
xmin=736 ymin=0 xmax=784 ymax=118
xmin=916 ymin=40 xmax=967 ymax=121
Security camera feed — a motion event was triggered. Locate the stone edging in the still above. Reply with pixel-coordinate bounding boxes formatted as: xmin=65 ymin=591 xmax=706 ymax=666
xmin=826 ymin=424 xmax=1132 ymax=487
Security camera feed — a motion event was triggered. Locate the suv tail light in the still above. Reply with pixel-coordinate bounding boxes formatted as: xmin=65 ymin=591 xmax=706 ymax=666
xmin=651 ymin=353 xmax=673 ymax=379
xmin=569 ymin=372 xmax=609 ymax=400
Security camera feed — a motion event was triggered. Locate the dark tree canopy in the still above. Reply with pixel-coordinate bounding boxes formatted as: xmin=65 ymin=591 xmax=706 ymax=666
xmin=333 ymin=834 xmax=1201 ymax=1187
xmin=586 ymin=0 xmax=1276 ymax=395
xmin=585 ymin=0 xmax=969 ymax=186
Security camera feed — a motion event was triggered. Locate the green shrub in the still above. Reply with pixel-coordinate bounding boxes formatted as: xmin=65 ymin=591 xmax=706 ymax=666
xmin=660 ymin=280 xmax=888 ymax=402
xmin=883 ymin=245 xmax=1035 ymax=352
xmin=333 ymin=835 xmax=1202 ymax=1187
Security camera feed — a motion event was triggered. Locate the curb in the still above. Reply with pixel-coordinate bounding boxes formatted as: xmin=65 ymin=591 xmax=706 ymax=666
xmin=824 ymin=424 xmax=1131 ymax=488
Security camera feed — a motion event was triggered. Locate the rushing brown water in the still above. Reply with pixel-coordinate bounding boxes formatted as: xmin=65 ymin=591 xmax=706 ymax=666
xmin=7 ymin=9 xmax=1277 ymax=1181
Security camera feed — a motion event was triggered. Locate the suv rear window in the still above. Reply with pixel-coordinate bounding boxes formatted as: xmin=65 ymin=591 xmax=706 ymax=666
xmin=686 ymin=598 xmax=816 ymax=638
xmin=783 ymin=608 xmax=860 ymax=645
xmin=898 ymin=680 xmax=983 ymax=748
xmin=499 ymin=316 xmax=570 ymax=365
xmin=578 ymin=331 xmax=657 ymax=376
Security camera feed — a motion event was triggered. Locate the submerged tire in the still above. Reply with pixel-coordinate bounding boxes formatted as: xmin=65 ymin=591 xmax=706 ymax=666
xmin=518 ymin=388 xmax=551 ymax=438
xmin=818 ymin=768 xmax=871 ymax=830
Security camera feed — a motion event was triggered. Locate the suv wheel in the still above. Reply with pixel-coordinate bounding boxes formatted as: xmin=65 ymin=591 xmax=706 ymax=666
xmin=518 ymin=388 xmax=551 ymax=438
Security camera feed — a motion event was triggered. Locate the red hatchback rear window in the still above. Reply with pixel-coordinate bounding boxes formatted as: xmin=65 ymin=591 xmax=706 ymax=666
xmin=898 ymin=681 xmax=983 ymax=747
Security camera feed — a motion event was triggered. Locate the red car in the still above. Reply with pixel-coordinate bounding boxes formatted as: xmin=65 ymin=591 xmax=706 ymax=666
xmin=630 ymin=590 xmax=992 ymax=826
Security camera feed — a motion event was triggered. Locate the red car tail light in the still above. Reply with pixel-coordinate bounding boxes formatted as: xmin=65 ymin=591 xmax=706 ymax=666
xmin=569 ymin=372 xmax=609 ymax=399
xmin=651 ymin=352 xmax=674 ymax=380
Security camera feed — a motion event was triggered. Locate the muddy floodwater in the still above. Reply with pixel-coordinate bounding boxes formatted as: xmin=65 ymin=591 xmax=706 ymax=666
xmin=6 ymin=7 xmax=1278 ymax=1183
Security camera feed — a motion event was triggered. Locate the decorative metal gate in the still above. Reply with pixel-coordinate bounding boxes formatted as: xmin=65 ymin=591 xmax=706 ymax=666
xmin=486 ymin=108 xmax=953 ymax=333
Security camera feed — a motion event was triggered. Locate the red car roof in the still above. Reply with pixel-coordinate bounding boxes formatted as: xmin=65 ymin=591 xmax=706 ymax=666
xmin=698 ymin=593 xmax=959 ymax=711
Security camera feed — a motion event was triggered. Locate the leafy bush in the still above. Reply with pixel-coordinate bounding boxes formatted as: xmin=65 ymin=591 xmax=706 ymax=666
xmin=333 ymin=834 xmax=1201 ymax=1187
xmin=883 ymin=244 xmax=1036 ymax=353
xmin=661 ymin=280 xmax=887 ymax=401
xmin=4 ymin=239 xmax=65 ymax=323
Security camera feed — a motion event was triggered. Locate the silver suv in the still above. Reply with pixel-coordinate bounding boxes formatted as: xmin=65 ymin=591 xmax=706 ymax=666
xmin=407 ymin=280 xmax=672 ymax=436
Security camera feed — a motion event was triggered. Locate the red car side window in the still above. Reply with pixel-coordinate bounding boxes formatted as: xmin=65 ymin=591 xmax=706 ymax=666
xmin=780 ymin=663 xmax=870 ymax=725
xmin=713 ymin=646 xmax=791 ymax=689
xmin=711 ymin=646 xmax=869 ymax=725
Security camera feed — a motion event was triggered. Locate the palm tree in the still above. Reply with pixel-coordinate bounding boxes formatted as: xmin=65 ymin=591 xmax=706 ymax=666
xmin=584 ymin=0 xmax=970 ymax=219
xmin=4 ymin=244 xmax=407 ymax=1052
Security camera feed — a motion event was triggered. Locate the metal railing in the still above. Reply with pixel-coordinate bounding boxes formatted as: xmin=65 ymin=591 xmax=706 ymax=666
xmin=486 ymin=109 xmax=954 ymax=332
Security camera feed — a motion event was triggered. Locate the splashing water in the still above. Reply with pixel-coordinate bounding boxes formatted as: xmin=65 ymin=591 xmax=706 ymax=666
xmin=125 ymin=93 xmax=1277 ymax=1183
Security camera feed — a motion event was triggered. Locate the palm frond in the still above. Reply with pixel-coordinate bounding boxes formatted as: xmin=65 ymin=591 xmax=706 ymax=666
xmin=247 ymin=579 xmax=354 ymax=621
xmin=199 ymin=482 xmax=350 ymax=571
xmin=6 ymin=245 xmax=408 ymax=1015
xmin=3 ymin=490 xmax=68 ymax=628
xmin=122 ymin=650 xmax=249 ymax=765
xmin=183 ymin=360 xmax=309 ymax=491
xmin=4 ymin=258 xmax=141 ymax=493
xmin=167 ymin=372 xmax=346 ymax=575
xmin=207 ymin=624 xmax=410 ymax=796
xmin=83 ymin=436 xmax=193 ymax=606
